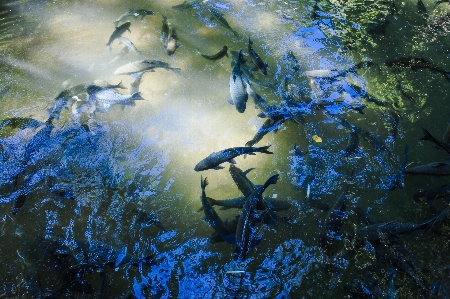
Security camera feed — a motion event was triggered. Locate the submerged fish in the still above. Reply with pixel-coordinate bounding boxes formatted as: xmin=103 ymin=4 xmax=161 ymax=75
xmin=248 ymin=37 xmax=268 ymax=75
xmin=413 ymin=182 xmax=450 ymax=202
xmin=194 ymin=145 xmax=273 ymax=171
xmin=420 ymin=127 xmax=450 ymax=154
xmin=114 ymin=59 xmax=181 ymax=75
xmin=196 ymin=45 xmax=228 ymax=60
xmin=206 ymin=196 xmax=291 ymax=211
xmin=385 ymin=56 xmax=450 ymax=82
xmin=343 ymin=126 xmax=359 ymax=156
xmin=105 ymin=22 xmax=131 ymax=51
xmin=318 ymin=187 xmax=348 ymax=256
xmin=86 ymin=85 xmax=144 ymax=109
xmin=245 ymin=117 xmax=286 ymax=147
xmin=118 ymin=36 xmax=142 ymax=56
xmin=129 ymin=73 xmax=142 ymax=94
xmin=200 ymin=176 xmax=235 ymax=244
xmin=387 ymin=144 xmax=409 ymax=191
xmin=234 ymin=174 xmax=279 ymax=261
xmin=208 ymin=8 xmax=238 ymax=36
xmin=405 ymin=160 xmax=450 ymax=176
xmin=303 ymin=69 xmax=346 ymax=79
xmin=92 ymin=80 xmax=126 ymax=89
xmin=166 ymin=23 xmax=178 ymax=55
xmin=172 ymin=0 xmax=207 ymax=10
xmin=229 ymin=50 xmax=248 ymax=113
xmin=108 ymin=46 xmax=129 ymax=64
xmin=46 ymin=89 xmax=75 ymax=125
xmin=113 ymin=9 xmax=154 ymax=26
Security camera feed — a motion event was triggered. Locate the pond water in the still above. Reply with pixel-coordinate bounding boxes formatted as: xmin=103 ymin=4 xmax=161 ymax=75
xmin=1 ymin=0 xmax=450 ymax=298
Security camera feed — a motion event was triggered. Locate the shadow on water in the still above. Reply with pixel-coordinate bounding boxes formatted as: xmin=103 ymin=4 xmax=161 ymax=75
xmin=1 ymin=0 xmax=450 ymax=298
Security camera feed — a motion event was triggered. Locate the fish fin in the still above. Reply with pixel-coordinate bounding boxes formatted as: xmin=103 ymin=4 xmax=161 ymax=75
xmin=197 ymin=206 xmax=204 ymax=212
xmin=201 ymin=176 xmax=209 ymax=189
xmin=127 ymin=28 xmax=131 ymax=33
xmin=206 ymin=197 xmax=216 ymax=206
xmin=229 ymin=158 xmax=237 ymax=164
xmin=258 ymin=145 xmax=273 ymax=154
xmin=131 ymin=92 xmax=145 ymax=101
xmin=257 ymin=112 xmax=267 ymax=118
xmin=419 ymin=127 xmax=434 ymax=141
xmin=227 ymin=99 xmax=235 ymax=105
xmin=245 ymin=141 xmax=255 ymax=147
xmin=117 ymin=80 xmax=127 ymax=89
xmin=248 ymin=152 xmax=256 ymax=155
xmin=243 ymin=168 xmax=255 ymax=176
xmin=213 ymin=165 xmax=224 ymax=170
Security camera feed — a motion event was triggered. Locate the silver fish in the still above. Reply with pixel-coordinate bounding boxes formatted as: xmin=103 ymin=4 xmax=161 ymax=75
xmin=303 ymin=69 xmax=346 ymax=79
xmin=86 ymin=85 xmax=144 ymax=109
xmin=229 ymin=50 xmax=248 ymax=113
xmin=113 ymin=9 xmax=155 ymax=26
xmin=118 ymin=36 xmax=142 ymax=56
xmin=114 ymin=59 xmax=181 ymax=75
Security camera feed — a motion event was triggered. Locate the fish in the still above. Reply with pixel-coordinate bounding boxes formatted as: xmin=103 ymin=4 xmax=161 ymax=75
xmin=108 ymin=46 xmax=129 ymax=64
xmin=129 ymin=73 xmax=142 ymax=94
xmin=387 ymin=144 xmax=409 ymax=191
xmin=248 ymin=37 xmax=268 ymax=75
xmin=160 ymin=12 xmax=169 ymax=43
xmin=234 ymin=174 xmax=279 ymax=261
xmin=385 ymin=56 xmax=450 ymax=82
xmin=172 ymin=0 xmax=206 ymax=10
xmin=245 ymin=117 xmax=286 ymax=147
xmin=10 ymin=193 xmax=28 ymax=215
xmin=92 ymin=80 xmax=126 ymax=89
xmin=208 ymin=8 xmax=238 ymax=36
xmin=118 ymin=36 xmax=142 ymax=56
xmin=200 ymin=176 xmax=235 ymax=244
xmin=229 ymin=164 xmax=255 ymax=198
xmin=113 ymin=9 xmax=154 ymax=26
xmin=46 ymin=89 xmax=75 ymax=125
xmin=413 ymin=182 xmax=450 ymax=202
xmin=86 ymin=85 xmax=144 ymax=109
xmin=318 ymin=187 xmax=348 ymax=256
xmin=196 ymin=45 xmax=228 ymax=60
xmin=303 ymin=69 xmax=346 ymax=79
xmin=405 ymin=160 xmax=450 ymax=176
xmin=205 ymin=196 xmax=291 ymax=211
xmin=354 ymin=218 xmax=435 ymax=243
xmin=343 ymin=126 xmax=359 ymax=156
xmin=420 ymin=127 xmax=450 ymax=154
xmin=166 ymin=23 xmax=178 ymax=55
xmin=385 ymin=109 xmax=400 ymax=148
xmin=417 ymin=0 xmax=428 ymax=15
xmin=105 ymin=22 xmax=131 ymax=52
xmin=194 ymin=145 xmax=273 ymax=171
xmin=229 ymin=50 xmax=248 ymax=113
xmin=114 ymin=59 xmax=181 ymax=75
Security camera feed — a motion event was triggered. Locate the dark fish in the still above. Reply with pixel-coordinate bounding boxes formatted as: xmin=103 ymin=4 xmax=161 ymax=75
xmin=387 ymin=144 xmax=409 ymax=191
xmin=208 ymin=8 xmax=238 ymax=36
xmin=161 ymin=13 xmax=178 ymax=56
xmin=405 ymin=160 xmax=450 ymax=176
xmin=234 ymin=174 xmax=279 ymax=261
xmin=343 ymin=126 xmax=359 ymax=155
xmin=46 ymin=89 xmax=75 ymax=125
xmin=229 ymin=164 xmax=255 ymax=197
xmin=343 ymin=279 xmax=378 ymax=299
xmin=417 ymin=0 xmax=428 ymax=15
xmin=11 ymin=193 xmax=28 ymax=215
xmin=113 ymin=9 xmax=154 ymax=26
xmin=355 ymin=218 xmax=434 ymax=243
xmin=385 ymin=56 xmax=450 ymax=82
xmin=245 ymin=117 xmax=286 ymax=147
xmin=200 ymin=176 xmax=235 ymax=244
xmin=105 ymin=22 xmax=131 ymax=51
xmin=206 ymin=196 xmax=291 ymax=211
xmin=413 ymin=182 xmax=450 ymax=202
xmin=248 ymin=37 xmax=268 ymax=75
xmin=194 ymin=145 xmax=273 ymax=171
xmin=318 ymin=187 xmax=348 ymax=256
xmin=196 ymin=45 xmax=228 ymax=60
xmin=172 ymin=0 xmax=205 ymax=10
xmin=114 ymin=59 xmax=181 ymax=75
xmin=420 ymin=127 xmax=450 ymax=154
xmin=229 ymin=50 xmax=248 ymax=113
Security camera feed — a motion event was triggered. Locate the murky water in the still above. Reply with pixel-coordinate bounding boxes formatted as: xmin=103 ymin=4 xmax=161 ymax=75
xmin=1 ymin=0 xmax=450 ymax=298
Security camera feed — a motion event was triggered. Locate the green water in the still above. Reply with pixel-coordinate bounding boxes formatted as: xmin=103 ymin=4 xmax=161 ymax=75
xmin=0 ymin=0 xmax=450 ymax=298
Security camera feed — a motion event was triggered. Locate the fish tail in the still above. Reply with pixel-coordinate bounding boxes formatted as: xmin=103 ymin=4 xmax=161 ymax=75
xmin=263 ymin=174 xmax=280 ymax=189
xmin=201 ymin=176 xmax=209 ymax=190
xmin=170 ymin=67 xmax=182 ymax=76
xmin=419 ymin=127 xmax=435 ymax=141
xmin=258 ymin=145 xmax=273 ymax=154
xmin=131 ymin=92 xmax=145 ymax=101
xmin=117 ymin=80 xmax=126 ymax=89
